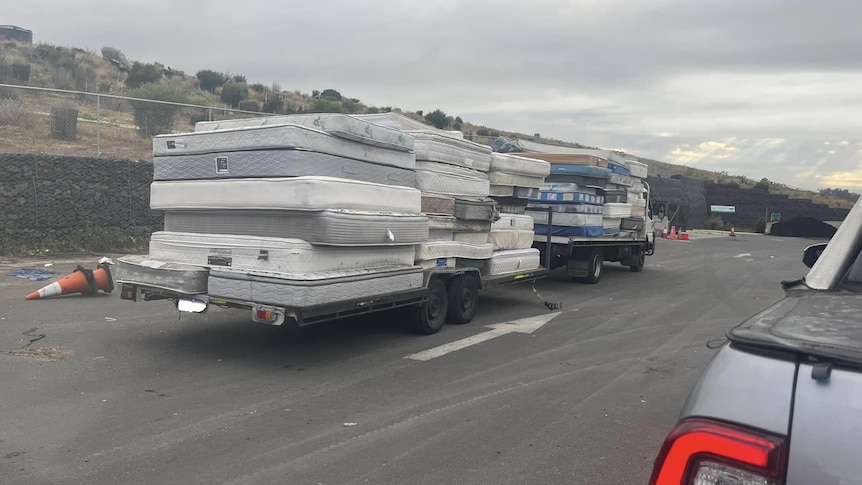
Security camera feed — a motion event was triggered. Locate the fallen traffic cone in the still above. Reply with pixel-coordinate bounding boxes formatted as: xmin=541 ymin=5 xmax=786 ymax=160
xmin=668 ymin=225 xmax=678 ymax=240
xmin=680 ymin=233 xmax=690 ymax=241
xmin=730 ymin=227 xmax=737 ymax=237
xmin=25 ymin=263 xmax=114 ymax=300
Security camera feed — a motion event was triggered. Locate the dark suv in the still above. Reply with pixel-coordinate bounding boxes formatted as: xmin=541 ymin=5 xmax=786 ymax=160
xmin=649 ymin=201 xmax=862 ymax=484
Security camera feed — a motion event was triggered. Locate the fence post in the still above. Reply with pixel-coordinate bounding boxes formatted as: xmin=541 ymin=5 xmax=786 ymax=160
xmin=96 ymin=94 xmax=102 ymax=157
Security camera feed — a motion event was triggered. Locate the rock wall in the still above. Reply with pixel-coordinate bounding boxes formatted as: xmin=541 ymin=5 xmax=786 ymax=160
xmin=0 ymin=154 xmax=162 ymax=252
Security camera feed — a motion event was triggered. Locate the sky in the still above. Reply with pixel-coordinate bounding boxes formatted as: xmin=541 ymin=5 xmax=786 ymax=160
xmin=7 ymin=0 xmax=862 ymax=191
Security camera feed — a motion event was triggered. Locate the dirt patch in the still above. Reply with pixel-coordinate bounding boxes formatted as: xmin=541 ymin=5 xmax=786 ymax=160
xmin=7 ymin=346 xmax=72 ymax=361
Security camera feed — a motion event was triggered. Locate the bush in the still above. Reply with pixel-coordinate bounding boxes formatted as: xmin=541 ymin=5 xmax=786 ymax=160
xmin=424 ymin=109 xmax=451 ymax=129
xmin=706 ymin=216 xmax=725 ymax=230
xmin=263 ymin=98 xmax=284 ymax=114
xmin=128 ymin=83 xmax=187 ymax=138
xmin=311 ymin=98 xmax=347 ymax=113
xmin=320 ymin=88 xmax=342 ymax=101
xmin=250 ymin=83 xmax=266 ymax=93
xmin=220 ymin=82 xmax=249 ymax=107
xmin=366 ymin=106 xmax=379 ymax=114
xmin=754 ymin=218 xmax=767 ymax=233
xmin=238 ymin=99 xmax=260 ymax=112
xmin=232 ymin=74 xmax=247 ymax=83
xmin=124 ymin=62 xmax=163 ymax=88
xmin=196 ymin=69 xmax=227 ymax=93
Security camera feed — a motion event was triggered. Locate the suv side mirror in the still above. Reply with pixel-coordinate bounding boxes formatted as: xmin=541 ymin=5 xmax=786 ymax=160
xmin=803 ymin=243 xmax=828 ymax=268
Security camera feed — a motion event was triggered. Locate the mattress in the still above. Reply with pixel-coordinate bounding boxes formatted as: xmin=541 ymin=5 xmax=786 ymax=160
xmin=152 ymin=150 xmax=417 ymax=187
xmin=453 ymin=198 xmax=499 ymax=222
xmin=603 ymin=217 xmax=622 ymax=229
xmin=454 ymin=232 xmax=490 ymax=245
xmin=416 ymin=257 xmax=456 ymax=269
xmin=623 ymin=159 xmax=649 ymax=179
xmin=512 ymin=153 xmax=609 ymax=167
xmin=530 ymin=212 xmax=603 ymax=227
xmin=526 ymin=203 xmax=603 ymax=214
xmin=601 ymin=189 xmax=628 ymax=203
xmin=354 ymin=113 xmax=467 ymax=139
xmin=207 ymin=265 xmax=424 ymax=308
xmin=548 ymin=164 xmax=612 ymax=179
xmin=490 ymin=185 xmax=515 ymax=197
xmin=492 ymin=213 xmax=535 ymax=231
xmin=533 ymin=224 xmax=603 ymax=237
xmin=603 ymin=227 xmax=621 ymax=236
xmin=427 ymin=216 xmax=492 ymax=233
xmin=631 ymin=206 xmax=647 ymax=218
xmin=153 ymin=124 xmax=415 ymax=170
xmin=609 ymin=173 xmax=635 ymax=187
xmin=487 ymin=172 xmax=545 ymax=189
xmin=415 ymin=161 xmax=490 ymax=199
xmin=479 ymin=248 xmax=541 ymax=275
xmin=497 ymin=205 xmax=526 ymax=215
xmin=149 ymin=231 xmax=416 ymax=274
xmin=115 ymin=255 xmax=209 ymax=294
xmin=489 ymin=153 xmax=551 ymax=177
xmin=513 ymin=187 xmax=541 ymax=199
xmin=542 ymin=182 xmax=598 ymax=195
xmin=631 ymin=198 xmax=647 ymax=208
xmin=415 ymin=241 xmax=494 ymax=261
xmin=428 ymin=229 xmax=455 ymax=241
xmin=488 ymin=230 xmax=535 ymax=251
xmin=150 ymin=176 xmax=422 ymax=214
xmin=603 ymin=203 xmax=632 ymax=218
xmin=491 ymin=196 xmax=529 ymax=208
xmin=193 ymin=114 xmax=415 ymax=152
xmin=545 ymin=174 xmax=607 ymax=187
xmin=607 ymin=161 xmax=631 ymax=176
xmin=621 ymin=217 xmax=646 ymax=231
xmin=530 ymin=190 xmax=604 ymax=205
xmin=420 ymin=194 xmax=455 ymax=215
xmin=163 ymin=210 xmax=429 ymax=246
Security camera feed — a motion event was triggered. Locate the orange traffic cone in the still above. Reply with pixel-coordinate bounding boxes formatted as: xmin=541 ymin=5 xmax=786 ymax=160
xmin=680 ymin=232 xmax=690 ymax=241
xmin=25 ymin=263 xmax=114 ymax=300
xmin=668 ymin=225 xmax=678 ymax=240
xmin=730 ymin=227 xmax=737 ymax=237
xmin=662 ymin=225 xmax=669 ymax=239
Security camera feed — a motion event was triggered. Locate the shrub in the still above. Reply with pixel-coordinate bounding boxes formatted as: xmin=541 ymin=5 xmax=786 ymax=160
xmin=262 ymin=98 xmax=284 ymax=114
xmin=311 ymin=98 xmax=346 ymax=113
xmin=706 ymin=216 xmax=725 ymax=230
xmin=366 ymin=106 xmax=380 ymax=114
xmin=196 ymin=69 xmax=227 ymax=93
xmin=320 ymin=88 xmax=342 ymax=101
xmin=238 ymin=99 xmax=260 ymax=112
xmin=424 ymin=109 xmax=451 ymax=129
xmin=220 ymin=82 xmax=249 ymax=108
xmin=250 ymin=83 xmax=266 ymax=93
xmin=232 ymin=74 xmax=247 ymax=83
xmin=128 ymin=83 xmax=187 ymax=138
xmin=754 ymin=218 xmax=767 ymax=234
xmin=124 ymin=62 xmax=163 ymax=88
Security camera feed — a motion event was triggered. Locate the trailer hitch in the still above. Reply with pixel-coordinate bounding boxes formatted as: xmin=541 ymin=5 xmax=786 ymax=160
xmin=531 ymin=283 xmax=562 ymax=311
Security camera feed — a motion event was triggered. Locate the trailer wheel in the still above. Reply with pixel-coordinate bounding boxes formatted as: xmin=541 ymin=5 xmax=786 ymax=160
xmin=584 ymin=250 xmax=603 ymax=284
xmin=447 ymin=275 xmax=479 ymax=324
xmin=413 ymin=278 xmax=448 ymax=335
xmin=629 ymin=251 xmax=645 ymax=272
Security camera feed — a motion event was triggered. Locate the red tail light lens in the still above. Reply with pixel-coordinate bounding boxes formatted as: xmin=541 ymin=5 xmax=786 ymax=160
xmin=649 ymin=418 xmax=786 ymax=485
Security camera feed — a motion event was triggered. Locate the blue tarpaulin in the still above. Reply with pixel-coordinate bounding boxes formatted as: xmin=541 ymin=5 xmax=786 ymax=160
xmin=8 ymin=268 xmax=57 ymax=281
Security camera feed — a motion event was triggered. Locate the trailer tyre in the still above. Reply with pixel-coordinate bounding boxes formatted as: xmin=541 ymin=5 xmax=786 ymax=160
xmin=413 ymin=279 xmax=448 ymax=335
xmin=584 ymin=250 xmax=603 ymax=284
xmin=447 ymin=275 xmax=479 ymax=324
xmin=629 ymin=251 xmax=645 ymax=272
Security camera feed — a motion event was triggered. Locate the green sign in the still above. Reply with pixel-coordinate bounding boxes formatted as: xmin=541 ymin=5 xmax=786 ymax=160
xmin=770 ymin=212 xmax=781 ymax=222
xmin=710 ymin=205 xmax=736 ymax=214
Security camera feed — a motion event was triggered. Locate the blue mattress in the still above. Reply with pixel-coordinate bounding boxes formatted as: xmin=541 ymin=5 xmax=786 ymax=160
xmin=530 ymin=191 xmax=605 ymax=205
xmin=603 ymin=227 xmax=621 ymax=236
xmin=607 ymin=161 xmax=631 ymax=176
xmin=549 ymin=164 xmax=612 ymax=179
xmin=534 ymin=224 xmax=604 ymax=237
xmin=527 ymin=203 xmax=603 ymax=214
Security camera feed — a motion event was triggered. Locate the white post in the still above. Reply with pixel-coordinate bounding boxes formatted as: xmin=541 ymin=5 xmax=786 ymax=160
xmin=96 ymin=94 xmax=102 ymax=157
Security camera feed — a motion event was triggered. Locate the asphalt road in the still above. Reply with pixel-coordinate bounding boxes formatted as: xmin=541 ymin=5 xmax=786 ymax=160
xmin=0 ymin=233 xmax=813 ymax=485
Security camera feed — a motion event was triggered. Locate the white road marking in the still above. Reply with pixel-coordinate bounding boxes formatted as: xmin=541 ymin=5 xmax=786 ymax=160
xmin=734 ymin=253 xmax=752 ymax=258
xmin=405 ymin=312 xmax=562 ymax=361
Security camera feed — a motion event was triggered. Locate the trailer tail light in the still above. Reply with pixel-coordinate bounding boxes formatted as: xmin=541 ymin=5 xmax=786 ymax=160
xmin=251 ymin=305 xmax=286 ymax=326
xmin=120 ymin=285 xmax=137 ymax=301
xmin=649 ymin=418 xmax=786 ymax=485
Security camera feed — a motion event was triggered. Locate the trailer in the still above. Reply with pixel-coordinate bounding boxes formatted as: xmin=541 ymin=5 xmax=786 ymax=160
xmin=528 ymin=181 xmax=656 ymax=284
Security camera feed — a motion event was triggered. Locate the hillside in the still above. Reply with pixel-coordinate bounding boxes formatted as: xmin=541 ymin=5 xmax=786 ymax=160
xmin=0 ymin=38 xmax=855 ymax=212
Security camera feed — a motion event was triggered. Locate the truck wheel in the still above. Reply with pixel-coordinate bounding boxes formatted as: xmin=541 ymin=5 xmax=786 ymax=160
xmin=447 ymin=275 xmax=479 ymax=324
xmin=413 ymin=279 xmax=448 ymax=335
xmin=629 ymin=251 xmax=645 ymax=272
xmin=584 ymin=250 xmax=603 ymax=284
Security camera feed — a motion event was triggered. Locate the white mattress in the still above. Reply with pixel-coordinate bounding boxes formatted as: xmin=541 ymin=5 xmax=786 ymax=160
xmin=153 ymin=124 xmax=415 ymax=170
xmin=492 ymin=213 xmax=535 ymax=231
xmin=623 ymin=159 xmax=648 ymax=179
xmin=488 ymin=230 xmax=535 ymax=251
xmin=115 ymin=255 xmax=209 ymax=294
xmin=149 ymin=231 xmax=416 ymax=275
xmin=603 ymin=217 xmax=622 ymax=230
xmin=489 ymin=153 xmax=551 ymax=177
xmin=421 ymin=194 xmax=455 ymax=215
xmin=163 ymin=210 xmax=429 ymax=246
xmin=530 ymin=212 xmax=603 ymax=227
xmin=428 ymin=229 xmax=455 ymax=241
xmin=454 ymin=232 xmax=490 ymax=245
xmin=427 ymin=216 xmax=492 ymax=233
xmin=631 ymin=199 xmax=647 ymax=208
xmin=487 ymin=172 xmax=545 ymax=189
xmin=453 ymin=199 xmax=499 ymax=222
xmin=193 ymin=114 xmax=415 ymax=152
xmin=603 ymin=203 xmax=633 ymax=218
xmin=490 ymin=185 xmax=515 ymax=197
xmin=631 ymin=206 xmax=647 ymax=218
xmin=152 ymin=150 xmax=416 ymax=187
xmin=415 ymin=161 xmax=490 ymax=199
xmin=416 ymin=257 xmax=456 ymax=269
xmin=608 ymin=173 xmax=635 ymax=187
xmin=415 ymin=241 xmax=494 ymax=261
xmin=481 ymin=249 xmax=541 ymax=275
xmin=208 ymin=265 xmax=424 ymax=308
xmin=150 ymin=176 xmax=422 ymax=214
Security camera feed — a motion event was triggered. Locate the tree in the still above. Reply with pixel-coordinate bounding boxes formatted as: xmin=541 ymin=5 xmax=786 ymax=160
xmin=424 ymin=109 xmax=451 ymax=129
xmin=250 ymin=83 xmax=267 ymax=93
xmin=455 ymin=116 xmax=463 ymax=124
xmin=311 ymin=98 xmax=347 ymax=113
xmin=754 ymin=178 xmax=770 ymax=192
xmin=232 ymin=74 xmax=247 ymax=83
xmin=320 ymin=88 xmax=342 ymax=101
xmin=196 ymin=69 xmax=227 ymax=93
xmin=312 ymin=89 xmax=321 ymax=98
xmin=128 ymin=83 xmax=187 ymax=138
xmin=220 ymin=82 xmax=249 ymax=107
xmin=124 ymin=62 xmax=162 ymax=88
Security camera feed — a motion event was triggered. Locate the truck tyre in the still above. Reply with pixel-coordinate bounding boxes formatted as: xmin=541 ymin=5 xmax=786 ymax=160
xmin=629 ymin=251 xmax=645 ymax=272
xmin=413 ymin=278 xmax=448 ymax=335
xmin=584 ymin=250 xmax=603 ymax=284
xmin=447 ymin=275 xmax=479 ymax=324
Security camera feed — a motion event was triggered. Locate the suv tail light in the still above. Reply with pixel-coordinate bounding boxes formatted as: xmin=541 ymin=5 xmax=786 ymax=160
xmin=649 ymin=418 xmax=786 ymax=485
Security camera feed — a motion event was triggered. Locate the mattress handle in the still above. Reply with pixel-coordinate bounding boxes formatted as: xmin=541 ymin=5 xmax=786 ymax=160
xmin=258 ymin=250 xmax=269 ymax=261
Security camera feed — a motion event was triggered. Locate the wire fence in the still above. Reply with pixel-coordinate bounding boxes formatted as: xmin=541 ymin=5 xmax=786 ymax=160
xmin=0 ymin=83 xmax=275 ymax=160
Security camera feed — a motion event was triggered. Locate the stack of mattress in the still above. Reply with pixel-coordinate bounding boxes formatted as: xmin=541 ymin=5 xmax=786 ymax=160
xmin=528 ymin=183 xmax=605 ymax=237
xmin=620 ymin=159 xmax=649 ymax=236
xmin=118 ymin=114 xmax=431 ymax=305
xmin=356 ymin=113 xmax=497 ymax=269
